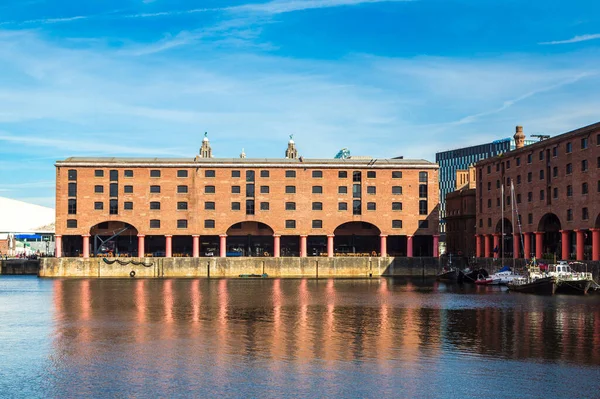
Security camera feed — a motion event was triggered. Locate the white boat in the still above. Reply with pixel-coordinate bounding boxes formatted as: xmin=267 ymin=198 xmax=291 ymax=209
xmin=475 ymin=266 xmax=523 ymax=286
xmin=546 ymin=261 xmax=594 ymax=295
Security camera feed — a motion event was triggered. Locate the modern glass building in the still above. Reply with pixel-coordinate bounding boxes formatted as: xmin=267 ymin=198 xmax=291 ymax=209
xmin=436 ymin=137 xmax=535 ymax=240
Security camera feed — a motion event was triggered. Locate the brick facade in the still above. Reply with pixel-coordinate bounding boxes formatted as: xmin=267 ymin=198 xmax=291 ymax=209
xmin=0 ymin=239 xmax=8 ymax=255
xmin=55 ymin=149 xmax=440 ymax=258
xmin=445 ymin=188 xmax=476 ymax=257
xmin=475 ymin=122 xmax=600 ymax=261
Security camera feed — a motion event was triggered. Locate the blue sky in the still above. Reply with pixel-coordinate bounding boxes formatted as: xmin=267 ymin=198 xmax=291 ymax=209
xmin=0 ymin=0 xmax=599 ymax=208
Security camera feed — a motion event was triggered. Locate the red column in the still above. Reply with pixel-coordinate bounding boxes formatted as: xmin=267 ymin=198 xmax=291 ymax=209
xmin=575 ymin=229 xmax=585 ymax=261
xmin=138 ymin=234 xmax=145 ymax=257
xmin=407 ymin=235 xmax=413 ymax=257
xmin=484 ymin=234 xmax=491 ymax=258
xmin=165 ymin=235 xmax=172 ymax=258
xmin=524 ymin=233 xmax=531 ymax=260
xmin=591 ymin=229 xmax=600 ymax=261
xmin=192 ymin=235 xmax=200 ymax=258
xmin=55 ymin=235 xmax=62 ymax=258
xmin=300 ymin=235 xmax=307 ymax=258
xmin=273 ymin=235 xmax=281 ymax=258
xmin=493 ymin=234 xmax=500 ymax=259
xmin=219 ymin=235 xmax=227 ymax=257
xmin=327 ymin=235 xmax=334 ymax=258
xmin=560 ymin=230 xmax=570 ymax=261
xmin=380 ymin=235 xmax=387 ymax=257
xmin=475 ymin=235 xmax=482 ymax=258
xmin=82 ymin=234 xmax=90 ymax=259
xmin=433 ymin=235 xmax=439 ymax=257
xmin=513 ymin=233 xmax=520 ymax=259
xmin=535 ymin=232 xmax=544 ymax=260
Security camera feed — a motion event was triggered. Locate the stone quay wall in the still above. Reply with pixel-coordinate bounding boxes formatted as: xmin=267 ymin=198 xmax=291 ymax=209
xmin=0 ymin=259 xmax=41 ymax=275
xmin=39 ymin=257 xmax=442 ymax=278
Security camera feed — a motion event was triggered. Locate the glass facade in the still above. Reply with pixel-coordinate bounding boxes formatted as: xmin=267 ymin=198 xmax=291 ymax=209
xmin=435 ymin=138 xmax=534 ymax=236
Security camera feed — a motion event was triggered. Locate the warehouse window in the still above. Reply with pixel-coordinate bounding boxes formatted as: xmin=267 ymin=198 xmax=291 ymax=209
xmin=177 ymin=220 xmax=188 ymax=229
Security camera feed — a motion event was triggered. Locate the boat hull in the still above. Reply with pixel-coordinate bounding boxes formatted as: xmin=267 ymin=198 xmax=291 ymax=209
xmin=436 ymin=269 xmax=458 ymax=282
xmin=458 ymin=268 xmax=489 ymax=284
xmin=556 ymin=279 xmax=592 ymax=295
xmin=508 ymin=277 xmax=557 ymax=295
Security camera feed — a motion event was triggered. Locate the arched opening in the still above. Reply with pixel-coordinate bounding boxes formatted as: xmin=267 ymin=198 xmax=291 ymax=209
xmin=333 ymin=222 xmax=381 ymax=255
xmin=495 ymin=218 xmax=513 ymax=258
xmin=537 ymin=213 xmax=561 ymax=257
xmin=226 ymin=221 xmax=274 ymax=257
xmin=596 ymin=213 xmax=600 ymax=229
xmin=90 ymin=221 xmax=139 ymax=256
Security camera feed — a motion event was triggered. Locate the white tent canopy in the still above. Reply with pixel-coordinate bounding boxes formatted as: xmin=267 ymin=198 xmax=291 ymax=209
xmin=0 ymin=197 xmax=55 ymax=233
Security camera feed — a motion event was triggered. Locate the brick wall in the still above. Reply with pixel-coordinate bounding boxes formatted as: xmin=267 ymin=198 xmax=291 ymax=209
xmin=476 ymin=124 xmax=600 ymax=235
xmin=56 ymin=161 xmax=440 ymax=238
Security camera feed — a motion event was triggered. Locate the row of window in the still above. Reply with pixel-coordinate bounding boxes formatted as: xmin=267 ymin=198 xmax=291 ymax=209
xmin=480 ymin=206 xmax=593 ymax=228
xmin=483 ymin=181 xmax=599 ymax=209
xmin=484 ymin=135 xmax=600 ymax=174
xmin=70 ymin=200 xmax=419 ymax=214
xmin=65 ymin=219 xmax=430 ymax=229
xmin=486 ymin=159 xmax=597 ymax=191
xmin=70 ymin=184 xmax=413 ymax=197
xmin=69 ymin=169 xmax=413 ymax=181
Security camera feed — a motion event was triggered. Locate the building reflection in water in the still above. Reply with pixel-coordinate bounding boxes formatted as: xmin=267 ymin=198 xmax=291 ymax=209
xmin=47 ymin=278 xmax=600 ymax=396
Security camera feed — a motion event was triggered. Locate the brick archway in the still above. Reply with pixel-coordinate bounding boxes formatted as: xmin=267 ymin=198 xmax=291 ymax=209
xmin=537 ymin=213 xmax=562 ymax=256
xmin=333 ymin=222 xmax=381 ymax=255
xmin=89 ymin=221 xmax=139 ymax=256
xmin=225 ymin=221 xmax=275 ymax=257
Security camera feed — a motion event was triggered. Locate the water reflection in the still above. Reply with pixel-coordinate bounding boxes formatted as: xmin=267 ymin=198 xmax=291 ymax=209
xmin=43 ymin=278 xmax=600 ymax=397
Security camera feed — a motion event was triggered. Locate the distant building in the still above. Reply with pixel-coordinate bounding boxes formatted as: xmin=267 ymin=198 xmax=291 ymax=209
xmin=475 ymin=122 xmax=600 ymax=261
xmin=0 ymin=197 xmax=55 ymax=256
xmin=445 ymin=166 xmax=477 ymax=256
xmin=436 ymin=132 xmax=535 ymax=244
xmin=54 ymin=134 xmax=440 ymax=259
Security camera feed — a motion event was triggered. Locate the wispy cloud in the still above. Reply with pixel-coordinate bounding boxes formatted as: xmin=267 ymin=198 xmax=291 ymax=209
xmin=0 ymin=181 xmax=55 ymax=189
xmin=540 ymin=33 xmax=600 ymax=45
xmin=451 ymin=72 xmax=595 ymax=125
xmin=0 ymin=132 xmax=188 ymax=157
xmin=0 ymin=15 xmax=88 ymax=26
xmin=232 ymin=0 xmax=413 ymax=14
xmin=0 ymin=0 xmax=410 ymax=26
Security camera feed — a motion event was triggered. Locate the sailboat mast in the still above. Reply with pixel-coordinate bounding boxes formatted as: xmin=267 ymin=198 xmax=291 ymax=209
xmin=501 ymin=183 xmax=504 ymax=268
xmin=511 ymin=180 xmax=515 ymax=269
xmin=512 ymin=180 xmax=526 ymax=262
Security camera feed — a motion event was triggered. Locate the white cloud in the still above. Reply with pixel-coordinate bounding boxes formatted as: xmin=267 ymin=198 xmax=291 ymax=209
xmin=540 ymin=33 xmax=600 ymax=45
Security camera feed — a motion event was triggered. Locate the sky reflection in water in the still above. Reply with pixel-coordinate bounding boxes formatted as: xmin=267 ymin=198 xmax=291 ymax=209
xmin=1 ymin=276 xmax=599 ymax=398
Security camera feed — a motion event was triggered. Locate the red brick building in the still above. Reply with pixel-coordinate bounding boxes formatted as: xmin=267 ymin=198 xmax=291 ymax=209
xmin=445 ymin=167 xmax=476 ymax=257
xmin=55 ymin=137 xmax=440 ymax=258
xmin=475 ymin=123 xmax=600 ymax=261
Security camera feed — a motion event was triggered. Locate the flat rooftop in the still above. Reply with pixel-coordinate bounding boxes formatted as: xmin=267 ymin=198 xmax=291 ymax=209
xmin=56 ymin=157 xmax=438 ymax=169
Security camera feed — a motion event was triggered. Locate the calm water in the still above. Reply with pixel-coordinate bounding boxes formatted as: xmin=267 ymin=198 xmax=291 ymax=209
xmin=1 ymin=276 xmax=600 ymax=398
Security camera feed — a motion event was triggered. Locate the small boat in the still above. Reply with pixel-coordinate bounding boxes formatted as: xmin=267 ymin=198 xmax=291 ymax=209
xmin=475 ymin=276 xmax=499 ymax=285
xmin=458 ymin=267 xmax=489 ymax=284
xmin=507 ymin=276 xmax=557 ymax=295
xmin=476 ymin=266 xmax=523 ymax=286
xmin=436 ymin=267 xmax=458 ymax=282
xmin=239 ymin=273 xmax=268 ymax=278
xmin=547 ymin=261 xmax=594 ymax=295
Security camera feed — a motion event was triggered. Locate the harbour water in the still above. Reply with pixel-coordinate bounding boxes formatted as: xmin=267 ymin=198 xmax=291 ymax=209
xmin=1 ymin=276 xmax=599 ymax=398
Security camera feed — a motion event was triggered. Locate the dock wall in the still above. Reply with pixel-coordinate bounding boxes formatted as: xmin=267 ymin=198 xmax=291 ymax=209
xmin=0 ymin=259 xmax=40 ymax=275
xmin=39 ymin=257 xmax=443 ymax=278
